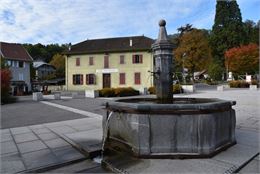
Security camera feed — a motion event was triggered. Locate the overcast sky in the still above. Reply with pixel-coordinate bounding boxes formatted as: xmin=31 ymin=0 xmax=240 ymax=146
xmin=0 ymin=0 xmax=259 ymax=45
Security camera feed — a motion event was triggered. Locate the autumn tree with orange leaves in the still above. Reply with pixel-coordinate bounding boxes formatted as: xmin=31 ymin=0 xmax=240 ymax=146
xmin=225 ymin=43 xmax=259 ymax=75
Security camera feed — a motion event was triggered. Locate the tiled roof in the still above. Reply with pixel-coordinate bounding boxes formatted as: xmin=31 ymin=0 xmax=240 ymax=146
xmin=65 ymin=36 xmax=154 ymax=55
xmin=0 ymin=42 xmax=33 ymax=61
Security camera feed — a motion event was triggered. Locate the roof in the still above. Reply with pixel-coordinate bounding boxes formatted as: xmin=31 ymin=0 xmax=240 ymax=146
xmin=64 ymin=36 xmax=154 ymax=55
xmin=33 ymin=60 xmax=56 ymax=69
xmin=0 ymin=42 xmax=33 ymax=61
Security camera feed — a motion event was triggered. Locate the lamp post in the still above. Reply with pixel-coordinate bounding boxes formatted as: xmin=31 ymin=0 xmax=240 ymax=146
xmin=182 ymin=53 xmax=186 ymax=84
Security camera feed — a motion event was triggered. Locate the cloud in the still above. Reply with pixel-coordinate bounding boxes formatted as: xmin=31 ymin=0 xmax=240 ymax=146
xmin=0 ymin=0 xmax=257 ymax=44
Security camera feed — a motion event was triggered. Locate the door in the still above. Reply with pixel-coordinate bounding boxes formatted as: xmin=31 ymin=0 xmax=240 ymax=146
xmin=103 ymin=74 xmax=111 ymax=88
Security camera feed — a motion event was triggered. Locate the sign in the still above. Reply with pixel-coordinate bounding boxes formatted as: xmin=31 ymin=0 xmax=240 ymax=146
xmin=246 ymin=75 xmax=251 ymax=82
xmin=96 ymin=69 xmax=118 ymax=73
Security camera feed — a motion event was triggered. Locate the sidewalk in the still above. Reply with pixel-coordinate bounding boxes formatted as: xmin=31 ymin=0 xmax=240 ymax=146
xmin=1 ymin=89 xmax=259 ymax=173
xmin=0 ymin=117 xmax=102 ymax=173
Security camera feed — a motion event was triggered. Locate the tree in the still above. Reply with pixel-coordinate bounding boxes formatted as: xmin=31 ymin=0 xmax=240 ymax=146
xmin=208 ymin=61 xmax=224 ymax=81
xmin=49 ymin=54 xmax=65 ymax=78
xmin=1 ymin=57 xmax=16 ymax=104
xmin=243 ymin=19 xmax=259 ymax=44
xmin=210 ymin=0 xmax=245 ymax=67
xmin=225 ymin=43 xmax=259 ymax=75
xmin=174 ymin=29 xmax=212 ymax=80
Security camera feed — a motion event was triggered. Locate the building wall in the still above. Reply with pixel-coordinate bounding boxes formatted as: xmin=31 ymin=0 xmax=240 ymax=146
xmin=36 ymin=65 xmax=56 ymax=79
xmin=65 ymin=51 xmax=153 ymax=92
xmin=8 ymin=60 xmax=31 ymax=91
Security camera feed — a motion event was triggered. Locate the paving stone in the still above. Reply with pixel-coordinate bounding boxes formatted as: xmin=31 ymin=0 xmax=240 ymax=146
xmin=13 ymin=132 xmax=38 ymax=143
xmin=44 ymin=159 xmax=100 ymax=173
xmin=0 ymin=152 xmax=26 ymax=173
xmin=52 ymin=146 xmax=85 ymax=162
xmin=0 ymin=141 xmax=18 ymax=155
xmin=29 ymin=124 xmax=45 ymax=130
xmin=17 ymin=140 xmax=47 ymax=153
xmin=239 ymin=159 xmax=260 ymax=173
xmin=10 ymin=127 xmax=31 ymax=135
xmin=21 ymin=149 xmax=59 ymax=170
xmin=37 ymin=132 xmax=59 ymax=141
xmin=48 ymin=125 xmax=77 ymax=134
xmin=0 ymin=129 xmax=10 ymax=135
xmin=0 ymin=133 xmax=12 ymax=142
xmin=236 ymin=129 xmax=259 ymax=148
xmin=71 ymin=124 xmax=100 ymax=132
xmin=213 ymin=144 xmax=259 ymax=166
xmin=32 ymin=128 xmax=52 ymax=134
xmin=64 ymin=129 xmax=102 ymax=153
xmin=44 ymin=138 xmax=70 ymax=149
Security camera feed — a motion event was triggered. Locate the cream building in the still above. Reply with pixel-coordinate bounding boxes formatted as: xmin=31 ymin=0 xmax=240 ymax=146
xmin=64 ymin=36 xmax=154 ymax=92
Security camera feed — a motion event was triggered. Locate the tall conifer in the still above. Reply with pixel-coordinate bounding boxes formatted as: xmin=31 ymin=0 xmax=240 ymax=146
xmin=210 ymin=0 xmax=245 ymax=68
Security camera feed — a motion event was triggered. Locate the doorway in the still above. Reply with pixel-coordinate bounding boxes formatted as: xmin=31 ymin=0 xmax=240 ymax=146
xmin=103 ymin=74 xmax=111 ymax=88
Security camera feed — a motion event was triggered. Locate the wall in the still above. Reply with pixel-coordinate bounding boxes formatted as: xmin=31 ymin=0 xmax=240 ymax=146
xmin=65 ymin=51 xmax=153 ymax=91
xmin=9 ymin=61 xmax=31 ymax=91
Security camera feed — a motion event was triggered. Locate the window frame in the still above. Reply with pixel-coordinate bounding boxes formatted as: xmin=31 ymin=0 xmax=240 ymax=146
xmin=120 ymin=55 xmax=125 ymax=64
xmin=76 ymin=57 xmax=80 ymax=66
xmin=134 ymin=72 xmax=141 ymax=85
xmin=132 ymin=54 xmax=143 ymax=64
xmin=73 ymin=74 xmax=83 ymax=85
xmin=119 ymin=73 xmax=125 ymax=85
xmin=89 ymin=57 xmax=94 ymax=65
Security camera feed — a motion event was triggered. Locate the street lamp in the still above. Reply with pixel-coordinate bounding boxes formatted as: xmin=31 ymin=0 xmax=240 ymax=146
xmin=182 ymin=53 xmax=186 ymax=84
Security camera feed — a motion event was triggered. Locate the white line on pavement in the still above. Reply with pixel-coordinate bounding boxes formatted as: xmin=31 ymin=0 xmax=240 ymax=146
xmin=40 ymin=101 xmax=102 ymax=119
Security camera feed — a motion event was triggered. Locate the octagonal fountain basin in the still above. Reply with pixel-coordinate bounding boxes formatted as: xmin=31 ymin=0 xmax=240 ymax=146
xmin=103 ymin=98 xmax=236 ymax=158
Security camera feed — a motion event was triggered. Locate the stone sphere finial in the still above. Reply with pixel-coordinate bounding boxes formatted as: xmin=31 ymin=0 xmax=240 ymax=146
xmin=159 ymin=19 xmax=166 ymax=27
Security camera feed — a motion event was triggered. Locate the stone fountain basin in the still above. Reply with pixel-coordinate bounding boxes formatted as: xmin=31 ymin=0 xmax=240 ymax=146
xmin=104 ymin=98 xmax=236 ymax=158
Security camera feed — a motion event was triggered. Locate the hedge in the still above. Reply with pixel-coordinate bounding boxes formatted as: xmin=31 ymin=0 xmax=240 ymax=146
xmin=99 ymin=87 xmax=139 ymax=97
xmin=148 ymin=84 xmax=183 ymax=94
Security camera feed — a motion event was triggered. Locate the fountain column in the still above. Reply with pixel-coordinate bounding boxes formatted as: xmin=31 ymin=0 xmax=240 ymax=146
xmin=152 ymin=19 xmax=174 ymax=103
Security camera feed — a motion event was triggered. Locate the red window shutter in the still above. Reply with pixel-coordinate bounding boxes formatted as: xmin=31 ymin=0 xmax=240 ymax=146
xmin=104 ymin=56 xmax=109 ymax=68
xmin=120 ymin=73 xmax=125 ymax=85
xmin=135 ymin=73 xmax=141 ymax=85
xmin=80 ymin=75 xmax=83 ymax=84
xmin=89 ymin=57 xmax=94 ymax=65
xmin=132 ymin=55 xmax=135 ymax=63
xmin=76 ymin=58 xmax=80 ymax=66
xmin=73 ymin=75 xmax=76 ymax=84
xmin=86 ymin=74 xmax=89 ymax=85
xmin=120 ymin=55 xmax=124 ymax=64
xmin=140 ymin=55 xmax=143 ymax=63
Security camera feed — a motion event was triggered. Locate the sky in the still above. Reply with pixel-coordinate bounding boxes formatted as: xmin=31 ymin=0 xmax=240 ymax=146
xmin=0 ymin=0 xmax=259 ymax=45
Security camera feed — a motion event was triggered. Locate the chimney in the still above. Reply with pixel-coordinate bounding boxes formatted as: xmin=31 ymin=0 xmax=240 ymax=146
xmin=129 ymin=38 xmax=132 ymax=47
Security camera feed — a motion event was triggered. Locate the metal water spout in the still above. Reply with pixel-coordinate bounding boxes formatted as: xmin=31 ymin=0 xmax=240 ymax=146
xmin=151 ymin=19 xmax=174 ymax=103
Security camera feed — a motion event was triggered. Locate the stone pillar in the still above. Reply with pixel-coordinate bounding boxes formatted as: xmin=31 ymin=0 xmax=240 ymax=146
xmin=151 ymin=20 xmax=174 ymax=103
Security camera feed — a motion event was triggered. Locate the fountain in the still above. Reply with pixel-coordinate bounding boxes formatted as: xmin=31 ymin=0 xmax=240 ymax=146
xmin=102 ymin=20 xmax=236 ymax=160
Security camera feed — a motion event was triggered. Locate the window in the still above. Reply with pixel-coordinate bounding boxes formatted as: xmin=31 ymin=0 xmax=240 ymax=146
xmin=73 ymin=74 xmax=83 ymax=85
xmin=104 ymin=56 xmax=109 ymax=68
xmin=18 ymin=61 xmax=24 ymax=68
xmin=7 ymin=60 xmax=11 ymax=66
xmin=132 ymin=54 xmax=143 ymax=64
xmin=134 ymin=72 xmax=141 ymax=85
xmin=76 ymin=58 xmax=80 ymax=66
xmin=86 ymin=74 xmax=96 ymax=85
xmin=18 ymin=73 xmax=24 ymax=81
xmin=89 ymin=57 xmax=94 ymax=65
xmin=120 ymin=55 xmax=125 ymax=64
xmin=119 ymin=73 xmax=125 ymax=85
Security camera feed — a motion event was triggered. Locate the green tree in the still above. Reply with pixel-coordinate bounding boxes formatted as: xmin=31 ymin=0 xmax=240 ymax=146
xmin=243 ymin=19 xmax=259 ymax=44
xmin=49 ymin=54 xmax=65 ymax=78
xmin=210 ymin=0 xmax=245 ymax=68
xmin=174 ymin=29 xmax=212 ymax=81
xmin=208 ymin=61 xmax=224 ymax=81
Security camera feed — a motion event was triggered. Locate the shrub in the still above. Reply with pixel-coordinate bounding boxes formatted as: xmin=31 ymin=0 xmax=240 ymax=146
xmin=173 ymin=84 xmax=183 ymax=94
xmin=99 ymin=88 xmax=115 ymax=97
xmin=114 ymin=87 xmax=139 ymax=97
xmin=148 ymin=86 xmax=155 ymax=94
xmin=148 ymin=85 xmax=183 ymax=94
xmin=229 ymin=80 xmax=249 ymax=88
xmin=251 ymin=80 xmax=259 ymax=87
xmin=99 ymin=87 xmax=139 ymax=97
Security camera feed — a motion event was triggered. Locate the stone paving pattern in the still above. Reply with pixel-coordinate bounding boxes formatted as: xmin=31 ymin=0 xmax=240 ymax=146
xmin=1 ymin=89 xmax=259 ymax=173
